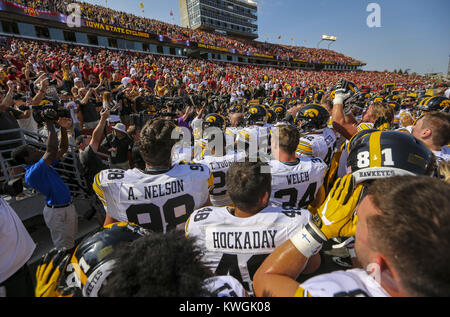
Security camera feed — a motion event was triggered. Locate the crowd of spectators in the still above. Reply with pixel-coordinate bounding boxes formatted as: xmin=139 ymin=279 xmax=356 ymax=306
xmin=8 ymin=0 xmax=365 ymax=65
xmin=1 ymin=31 xmax=449 ymax=300
xmin=0 ymin=36 xmax=438 ymax=194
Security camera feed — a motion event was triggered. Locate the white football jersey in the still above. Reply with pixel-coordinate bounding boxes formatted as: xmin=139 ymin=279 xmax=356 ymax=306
xmin=205 ymin=276 xmax=248 ymax=297
xmin=225 ymin=127 xmax=239 ymax=152
xmin=336 ymin=122 xmax=375 ymax=178
xmin=337 ymin=145 xmax=350 ymax=178
xmin=185 ymin=205 xmax=311 ymax=295
xmin=296 ymin=128 xmax=337 ymax=166
xmin=442 ymin=145 xmax=450 ymax=155
xmin=172 ymin=145 xmax=193 ymax=164
xmin=235 ymin=126 xmax=271 ymax=155
xmin=296 ymin=268 xmax=389 ymax=297
xmin=93 ymin=164 xmax=213 ymax=233
xmin=433 ymin=150 xmax=450 ymax=165
xmin=194 ymin=151 xmax=247 ymax=207
xmin=269 ymin=158 xmax=327 ymax=209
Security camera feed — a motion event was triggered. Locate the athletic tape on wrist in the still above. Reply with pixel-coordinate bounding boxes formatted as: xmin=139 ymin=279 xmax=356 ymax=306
xmin=348 ymin=247 xmax=357 ymax=258
xmin=290 ymin=221 xmax=327 ymax=258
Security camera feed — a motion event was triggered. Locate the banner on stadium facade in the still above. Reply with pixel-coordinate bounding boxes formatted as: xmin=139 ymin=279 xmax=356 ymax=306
xmin=293 ymin=59 xmax=308 ymax=63
xmin=253 ymin=53 xmax=274 ymax=59
xmin=83 ymin=20 xmax=153 ymax=39
xmin=0 ymin=0 xmax=67 ymax=23
xmin=197 ymin=43 xmax=229 ymax=53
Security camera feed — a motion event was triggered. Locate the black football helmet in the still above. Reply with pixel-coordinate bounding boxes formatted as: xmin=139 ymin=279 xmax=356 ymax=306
xmin=295 ymin=104 xmax=330 ymax=133
xmin=346 ymin=128 xmax=380 ymax=154
xmin=314 ymin=90 xmax=326 ymax=103
xmin=347 ymin=131 xmax=436 ymax=185
xmin=384 ymin=95 xmax=401 ymax=104
xmin=387 ymin=101 xmax=401 ymax=113
xmin=330 ymin=80 xmax=359 ymax=102
xmin=245 ymin=105 xmax=268 ymax=125
xmin=366 ymin=96 xmax=385 ymax=107
xmin=330 ymin=80 xmax=360 ymax=115
xmin=60 ymin=223 xmax=149 ymax=297
xmin=229 ymin=104 xmax=243 ymax=113
xmin=417 ymin=95 xmax=432 ymax=106
xmin=420 ymin=96 xmax=450 ymax=113
xmin=272 ymin=105 xmax=287 ymax=121
xmin=267 ymin=109 xmax=277 ymax=124
xmin=203 ymin=113 xmax=226 ymax=130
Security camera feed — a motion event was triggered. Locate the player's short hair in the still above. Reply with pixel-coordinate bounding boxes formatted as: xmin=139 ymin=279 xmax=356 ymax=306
xmin=421 ymin=112 xmax=450 ymax=148
xmin=100 ymin=230 xmax=213 ymax=297
xmin=438 ymin=161 xmax=450 ymax=184
xmin=138 ymin=119 xmax=177 ymax=167
xmin=273 ymin=125 xmax=300 ymax=154
xmin=366 ymin=176 xmax=450 ymax=296
xmin=226 ymin=161 xmax=271 ymax=213
xmin=370 ymin=102 xmax=395 ymax=125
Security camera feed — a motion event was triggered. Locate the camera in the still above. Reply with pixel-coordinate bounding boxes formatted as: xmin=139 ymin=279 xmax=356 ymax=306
xmin=33 ymin=102 xmax=71 ymax=122
xmin=0 ymin=179 xmax=23 ymax=197
xmin=130 ymin=112 xmax=156 ymax=129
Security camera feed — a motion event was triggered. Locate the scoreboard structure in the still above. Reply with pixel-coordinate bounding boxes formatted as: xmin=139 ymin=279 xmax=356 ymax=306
xmin=179 ymin=0 xmax=258 ymax=39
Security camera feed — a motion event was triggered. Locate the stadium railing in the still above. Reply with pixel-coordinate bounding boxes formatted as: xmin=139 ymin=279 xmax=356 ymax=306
xmin=0 ymin=127 xmax=97 ymax=221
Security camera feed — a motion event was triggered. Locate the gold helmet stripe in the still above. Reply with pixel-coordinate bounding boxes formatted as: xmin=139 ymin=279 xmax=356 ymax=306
xmin=369 ymin=131 xmax=383 ymax=168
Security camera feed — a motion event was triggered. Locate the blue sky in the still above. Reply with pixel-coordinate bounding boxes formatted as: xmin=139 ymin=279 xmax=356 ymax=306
xmin=83 ymin=0 xmax=450 ymax=75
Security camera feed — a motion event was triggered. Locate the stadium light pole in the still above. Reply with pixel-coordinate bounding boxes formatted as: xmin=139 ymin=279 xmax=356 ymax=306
xmin=318 ymin=35 xmax=337 ymax=49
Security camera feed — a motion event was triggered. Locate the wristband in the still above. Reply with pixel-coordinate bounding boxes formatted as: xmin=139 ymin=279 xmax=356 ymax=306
xmin=333 ymin=95 xmax=345 ymax=105
xmin=348 ymin=247 xmax=357 ymax=259
xmin=290 ymin=221 xmax=327 ymax=258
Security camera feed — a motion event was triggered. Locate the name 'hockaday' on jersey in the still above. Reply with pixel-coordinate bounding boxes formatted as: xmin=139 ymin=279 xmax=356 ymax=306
xmin=121 ymin=180 xmax=185 ymax=201
xmin=205 ymin=227 xmax=286 ymax=254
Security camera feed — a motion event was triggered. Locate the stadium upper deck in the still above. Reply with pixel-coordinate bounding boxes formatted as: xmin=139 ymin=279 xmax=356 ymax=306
xmin=0 ymin=0 xmax=366 ymax=71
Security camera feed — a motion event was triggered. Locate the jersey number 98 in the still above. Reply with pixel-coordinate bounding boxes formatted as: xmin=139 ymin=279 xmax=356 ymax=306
xmin=125 ymin=194 xmax=195 ymax=233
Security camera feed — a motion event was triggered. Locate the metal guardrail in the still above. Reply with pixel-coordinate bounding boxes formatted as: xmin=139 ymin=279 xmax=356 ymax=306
xmin=0 ymin=127 xmax=90 ymax=200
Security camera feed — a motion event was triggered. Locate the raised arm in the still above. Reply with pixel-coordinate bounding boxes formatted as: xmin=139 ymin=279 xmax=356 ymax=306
xmin=0 ymin=81 xmax=16 ymax=112
xmin=42 ymin=116 xmax=59 ymax=166
xmin=30 ymin=78 xmax=49 ymax=106
xmin=90 ymin=108 xmax=110 ymax=153
xmin=56 ymin=117 xmax=72 ymax=161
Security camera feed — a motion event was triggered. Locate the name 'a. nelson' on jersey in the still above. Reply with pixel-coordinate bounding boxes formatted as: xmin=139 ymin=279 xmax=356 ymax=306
xmin=269 ymin=157 xmax=327 ymax=209
xmin=93 ymin=163 xmax=213 ymax=233
xmin=194 ymin=151 xmax=246 ymax=207
xmin=185 ymin=205 xmax=311 ymax=295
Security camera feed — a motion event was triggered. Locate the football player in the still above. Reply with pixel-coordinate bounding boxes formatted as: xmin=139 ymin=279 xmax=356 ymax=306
xmin=269 ymin=125 xmax=328 ymax=211
xmin=192 ymin=113 xmax=227 ymax=160
xmin=411 ymin=112 xmax=450 ymax=165
xmin=185 ymin=161 xmax=321 ymax=296
xmin=295 ymin=104 xmax=337 ymax=166
xmin=93 ymin=119 xmax=213 ymax=233
xmin=271 ymin=104 xmax=287 ymax=124
xmin=35 ymin=223 xmax=248 ymax=297
xmin=253 ymin=175 xmax=450 ymax=297
xmin=235 ymin=105 xmax=271 ymax=160
xmin=332 ymin=130 xmax=437 ymax=268
xmin=331 ymin=80 xmax=394 ymax=140
xmin=194 ymin=128 xmax=246 ymax=207
xmin=419 ymin=96 xmax=450 ymax=114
